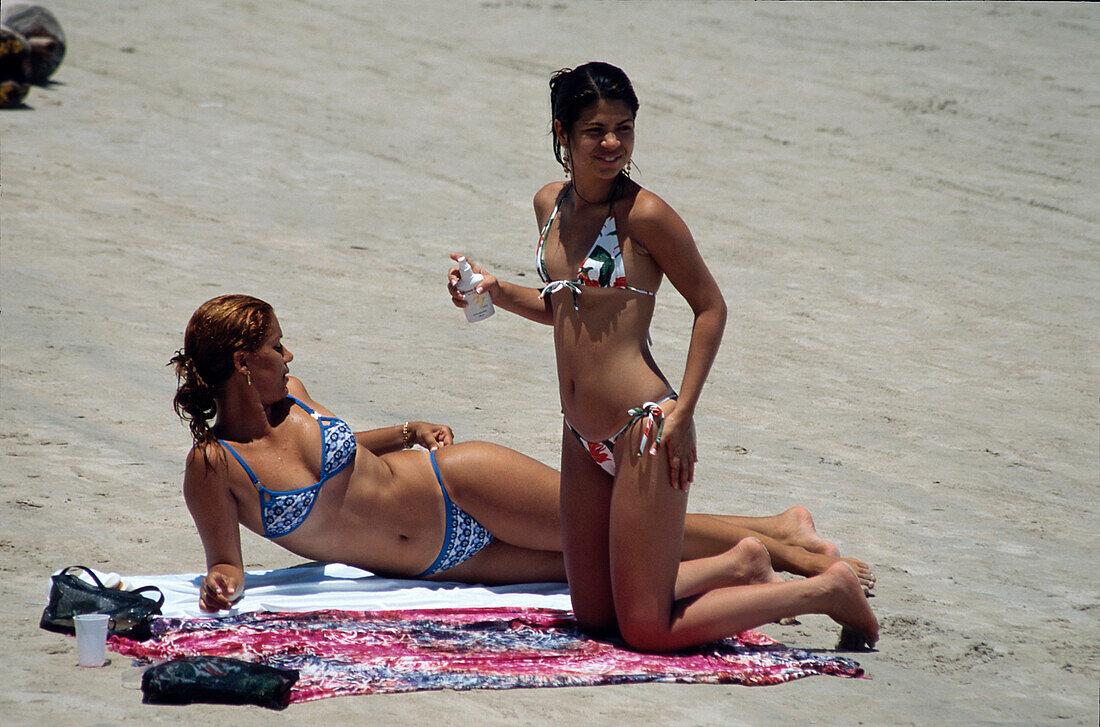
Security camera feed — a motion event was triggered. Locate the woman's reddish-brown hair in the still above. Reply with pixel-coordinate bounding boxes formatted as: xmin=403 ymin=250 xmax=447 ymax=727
xmin=169 ymin=294 xmax=274 ymax=447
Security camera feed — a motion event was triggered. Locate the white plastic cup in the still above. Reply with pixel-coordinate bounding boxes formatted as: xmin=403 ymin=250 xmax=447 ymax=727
xmin=74 ymin=613 xmax=110 ymax=667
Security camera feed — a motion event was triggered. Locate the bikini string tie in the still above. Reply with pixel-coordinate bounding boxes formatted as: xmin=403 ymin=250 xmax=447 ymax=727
xmin=539 ymin=280 xmax=583 ymax=310
xmin=627 ymin=401 xmax=665 ymax=456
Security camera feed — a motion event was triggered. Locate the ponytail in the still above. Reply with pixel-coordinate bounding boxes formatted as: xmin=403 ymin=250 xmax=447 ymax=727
xmin=169 ymin=349 xmax=219 ymax=447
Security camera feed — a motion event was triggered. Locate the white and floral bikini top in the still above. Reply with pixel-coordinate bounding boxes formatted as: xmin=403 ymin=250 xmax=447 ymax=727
xmin=218 ymin=397 xmax=356 ymax=538
xmin=536 ymin=181 xmax=656 ymax=308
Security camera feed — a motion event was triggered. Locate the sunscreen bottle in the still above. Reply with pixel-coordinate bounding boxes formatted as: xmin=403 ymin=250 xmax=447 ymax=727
xmin=455 ymin=256 xmax=495 ymax=322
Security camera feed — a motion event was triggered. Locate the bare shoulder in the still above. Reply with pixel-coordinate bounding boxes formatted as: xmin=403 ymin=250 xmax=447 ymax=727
xmin=286 ymin=376 xmax=310 ymax=400
xmin=627 ymin=186 xmax=681 ymax=224
xmin=624 ymin=186 xmax=692 ymax=251
xmin=534 ymin=181 xmax=568 ymax=217
xmin=183 ymin=441 xmax=230 ymax=498
xmin=183 ymin=441 xmax=243 ymax=546
xmin=286 ymin=377 xmax=340 ymax=419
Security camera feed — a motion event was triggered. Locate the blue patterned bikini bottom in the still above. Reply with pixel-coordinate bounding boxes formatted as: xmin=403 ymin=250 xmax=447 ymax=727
xmin=416 ymin=451 xmax=495 ymax=576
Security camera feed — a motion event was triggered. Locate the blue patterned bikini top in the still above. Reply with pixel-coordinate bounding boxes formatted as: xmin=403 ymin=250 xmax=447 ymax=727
xmin=218 ymin=396 xmax=357 ymax=538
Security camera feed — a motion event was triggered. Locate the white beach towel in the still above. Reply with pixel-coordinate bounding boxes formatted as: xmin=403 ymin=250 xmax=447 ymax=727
xmin=64 ymin=564 xmax=571 ymax=618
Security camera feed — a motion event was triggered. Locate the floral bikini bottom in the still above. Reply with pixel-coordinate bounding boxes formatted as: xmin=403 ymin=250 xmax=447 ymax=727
xmin=566 ymin=393 xmax=677 ymax=476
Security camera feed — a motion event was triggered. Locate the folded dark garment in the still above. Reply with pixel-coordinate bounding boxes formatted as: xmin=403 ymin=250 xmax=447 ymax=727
xmin=141 ymin=655 xmax=298 ymax=710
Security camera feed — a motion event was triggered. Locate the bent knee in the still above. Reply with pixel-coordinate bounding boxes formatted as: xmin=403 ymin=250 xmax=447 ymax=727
xmin=572 ymin=601 xmax=618 ymax=637
xmin=618 ymin=615 xmax=676 ymax=653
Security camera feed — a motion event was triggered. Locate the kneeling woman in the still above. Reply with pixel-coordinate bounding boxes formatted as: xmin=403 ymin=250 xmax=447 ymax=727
xmin=171 ymin=295 xmax=871 ymax=612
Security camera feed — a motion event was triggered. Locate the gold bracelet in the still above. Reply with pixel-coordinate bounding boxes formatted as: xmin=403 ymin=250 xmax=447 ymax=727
xmin=401 ymin=421 xmax=412 ymax=449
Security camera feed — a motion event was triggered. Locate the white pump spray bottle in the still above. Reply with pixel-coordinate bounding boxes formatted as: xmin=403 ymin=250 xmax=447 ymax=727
xmin=454 ymin=256 xmax=495 ymax=322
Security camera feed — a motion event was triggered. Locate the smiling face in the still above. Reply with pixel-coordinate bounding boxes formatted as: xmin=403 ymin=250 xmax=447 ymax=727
xmin=240 ymin=315 xmax=293 ymax=403
xmin=557 ymin=98 xmax=636 ymax=183
xmin=548 ymin=63 xmax=639 ymax=175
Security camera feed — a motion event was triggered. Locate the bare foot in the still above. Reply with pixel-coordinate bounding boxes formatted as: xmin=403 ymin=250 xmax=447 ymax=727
xmin=819 ymin=562 xmax=879 ymax=648
xmin=783 ymin=548 xmax=876 ymax=592
xmin=673 ymin=537 xmax=784 ymax=601
xmin=783 ymin=547 xmax=875 ymax=593
xmin=731 ymin=537 xmax=784 ymax=586
xmin=778 ymin=506 xmax=841 ymax=557
xmin=772 ymin=507 xmax=877 ymax=590
xmin=843 ymin=558 xmax=876 ymax=592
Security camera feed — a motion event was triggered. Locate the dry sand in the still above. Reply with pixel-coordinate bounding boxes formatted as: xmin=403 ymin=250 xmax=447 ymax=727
xmin=3 ymin=2 xmax=1097 ymax=724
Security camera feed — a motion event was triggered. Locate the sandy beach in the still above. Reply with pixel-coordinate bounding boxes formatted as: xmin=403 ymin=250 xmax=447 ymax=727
xmin=3 ymin=1 xmax=1097 ymax=724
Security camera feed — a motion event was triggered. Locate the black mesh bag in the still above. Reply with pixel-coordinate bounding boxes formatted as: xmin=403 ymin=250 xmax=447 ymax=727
xmin=141 ymin=656 xmax=299 ymax=709
xmin=39 ymin=565 xmax=164 ymax=640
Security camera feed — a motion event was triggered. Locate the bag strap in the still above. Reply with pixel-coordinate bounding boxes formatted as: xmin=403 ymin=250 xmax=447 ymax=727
xmin=61 ymin=565 xmax=106 ymax=589
xmin=130 ymin=585 xmax=166 ymax=608
xmin=61 ymin=566 xmax=166 ymax=609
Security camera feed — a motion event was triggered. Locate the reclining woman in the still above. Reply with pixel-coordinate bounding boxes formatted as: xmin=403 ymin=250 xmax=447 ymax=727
xmin=171 ymin=294 xmax=873 ymax=612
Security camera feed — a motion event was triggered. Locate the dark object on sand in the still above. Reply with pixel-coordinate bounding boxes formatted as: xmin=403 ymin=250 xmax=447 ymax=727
xmin=141 ymin=656 xmax=299 ymax=710
xmin=836 ymin=625 xmax=874 ymax=652
xmin=2 ymin=3 xmax=65 ymax=84
xmin=39 ymin=565 xmax=165 ymax=640
xmin=0 ymin=24 xmax=31 ymax=107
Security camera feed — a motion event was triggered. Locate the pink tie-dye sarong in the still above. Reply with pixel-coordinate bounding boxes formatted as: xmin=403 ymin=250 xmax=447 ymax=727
xmin=110 ymin=607 xmax=865 ymax=703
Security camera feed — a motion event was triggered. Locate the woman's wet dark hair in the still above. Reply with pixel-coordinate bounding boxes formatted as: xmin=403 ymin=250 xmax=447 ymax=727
xmin=169 ymin=294 xmax=274 ymax=448
xmin=549 ymin=62 xmax=639 ymax=171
